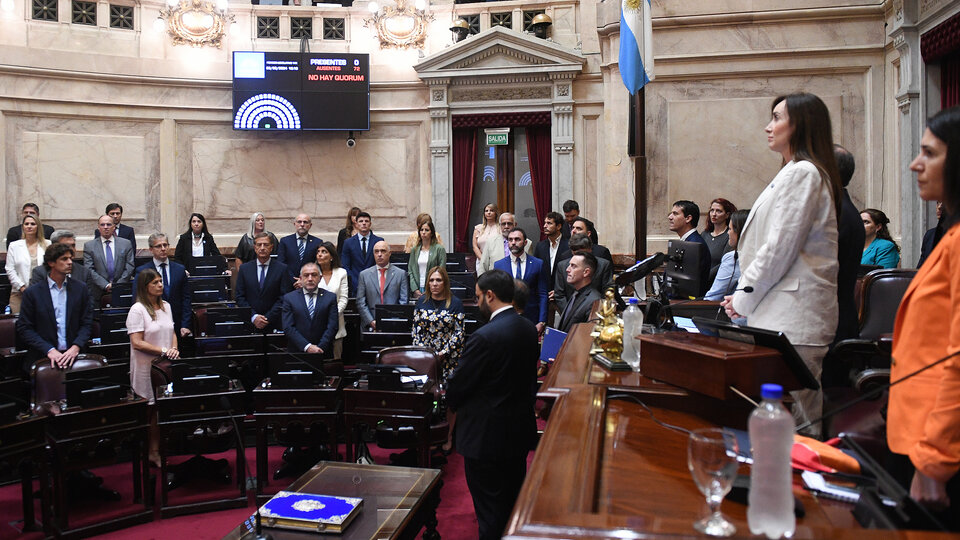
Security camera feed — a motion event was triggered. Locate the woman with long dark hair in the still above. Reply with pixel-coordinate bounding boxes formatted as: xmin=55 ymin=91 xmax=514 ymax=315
xmin=408 ymin=219 xmax=447 ymax=299
xmin=704 ymin=209 xmax=749 ymax=301
xmin=722 ymin=93 xmax=842 ymax=437
xmin=336 ymin=206 xmax=361 ymax=255
xmin=703 ymin=198 xmax=738 ymax=272
xmin=126 ymin=268 xmax=179 ymax=401
xmin=315 ymin=241 xmax=348 ymax=360
xmin=886 ymin=105 xmax=960 ymax=527
xmin=173 ymin=212 xmax=228 ymax=275
xmin=860 ymin=208 xmax=901 ymax=268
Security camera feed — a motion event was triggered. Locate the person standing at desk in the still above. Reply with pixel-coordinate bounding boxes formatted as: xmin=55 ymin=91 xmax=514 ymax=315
xmin=446 ymin=270 xmax=539 ymax=540
xmin=722 ymin=93 xmax=841 ymax=438
xmin=126 ymin=268 xmax=179 ymax=401
xmin=887 ymin=105 xmax=960 ymax=527
xmin=236 ymin=232 xmax=292 ymax=332
xmin=281 ymin=263 xmax=338 ymax=355
xmin=356 ymin=241 xmax=407 ymax=331
xmin=135 ymin=233 xmax=191 ymax=337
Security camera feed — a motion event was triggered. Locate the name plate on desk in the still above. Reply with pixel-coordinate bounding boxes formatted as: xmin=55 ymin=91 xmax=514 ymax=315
xmin=259 ymin=491 xmax=362 ymax=533
xmin=639 ymin=332 xmax=801 ymax=400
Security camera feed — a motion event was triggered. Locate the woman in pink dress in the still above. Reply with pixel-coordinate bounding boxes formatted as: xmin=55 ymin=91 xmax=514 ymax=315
xmin=126 ymin=268 xmax=180 ymax=401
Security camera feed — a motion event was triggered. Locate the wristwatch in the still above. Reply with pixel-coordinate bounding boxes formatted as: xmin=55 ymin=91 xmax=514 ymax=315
xmin=161 ymin=347 xmax=168 ymax=357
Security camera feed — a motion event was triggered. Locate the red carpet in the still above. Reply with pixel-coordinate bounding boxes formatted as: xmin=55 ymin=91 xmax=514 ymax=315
xmin=0 ymin=441 xmax=541 ymax=540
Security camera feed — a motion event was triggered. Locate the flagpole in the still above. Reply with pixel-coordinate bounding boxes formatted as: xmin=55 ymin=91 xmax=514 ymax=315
xmin=634 ymin=87 xmax=647 ymax=261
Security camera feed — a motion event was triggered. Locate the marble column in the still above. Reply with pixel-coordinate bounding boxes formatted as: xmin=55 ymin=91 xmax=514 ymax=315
xmin=552 ymin=77 xmax=576 ymax=210
xmin=427 ymin=82 xmax=453 ymax=246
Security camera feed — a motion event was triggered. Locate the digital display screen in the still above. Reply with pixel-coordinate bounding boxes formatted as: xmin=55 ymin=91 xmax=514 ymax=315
xmin=232 ymin=51 xmax=370 ymax=131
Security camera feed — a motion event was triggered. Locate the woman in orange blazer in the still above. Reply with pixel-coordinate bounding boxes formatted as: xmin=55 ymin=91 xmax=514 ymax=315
xmin=887 ymin=105 xmax=960 ymax=528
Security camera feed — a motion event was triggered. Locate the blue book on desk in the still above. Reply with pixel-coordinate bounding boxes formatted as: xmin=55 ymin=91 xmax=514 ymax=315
xmin=259 ymin=491 xmax=362 ymax=533
xmin=540 ymin=328 xmax=568 ymax=364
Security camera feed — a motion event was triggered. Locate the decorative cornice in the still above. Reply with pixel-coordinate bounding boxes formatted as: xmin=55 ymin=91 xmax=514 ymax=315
xmin=554 ymin=144 xmax=573 ymax=154
xmin=451 ymin=86 xmax=551 ymax=102
xmin=897 ymin=92 xmax=919 ymax=114
xmin=450 ymin=45 xmax=548 ymax=70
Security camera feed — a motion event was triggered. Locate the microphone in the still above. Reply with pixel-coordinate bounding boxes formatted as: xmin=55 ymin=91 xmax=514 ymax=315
xmin=794 ymin=349 xmax=960 ymax=433
xmin=615 ymin=252 xmax=666 ymax=286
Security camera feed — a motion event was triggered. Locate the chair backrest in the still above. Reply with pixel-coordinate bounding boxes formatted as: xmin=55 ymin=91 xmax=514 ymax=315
xmin=377 ymin=346 xmax=439 ymax=382
xmin=31 ymin=353 xmax=108 ymax=405
xmin=0 ymin=314 xmax=16 ymax=350
xmin=858 ymin=268 xmax=917 ymax=341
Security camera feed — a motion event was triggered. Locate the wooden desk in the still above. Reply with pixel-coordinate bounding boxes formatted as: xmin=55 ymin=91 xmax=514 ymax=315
xmin=222 ymin=461 xmax=441 ymax=540
xmin=252 ymin=378 xmax=342 ymax=504
xmin=343 ymin=382 xmax=435 ymax=467
xmin=45 ymin=398 xmax=152 ymax=538
xmin=514 ymin=324 xmax=960 ymax=539
xmin=0 ymin=415 xmax=47 ymax=532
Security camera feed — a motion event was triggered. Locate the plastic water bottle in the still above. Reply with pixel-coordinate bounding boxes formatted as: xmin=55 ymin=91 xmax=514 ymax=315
xmin=748 ymin=383 xmax=796 ymax=538
xmin=621 ymin=297 xmax=643 ymax=371
xmin=3 ymin=305 xmax=10 ymax=315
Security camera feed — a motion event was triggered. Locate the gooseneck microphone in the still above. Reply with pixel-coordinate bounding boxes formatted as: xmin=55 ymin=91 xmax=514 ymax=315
xmin=794 ymin=348 xmax=960 ymax=433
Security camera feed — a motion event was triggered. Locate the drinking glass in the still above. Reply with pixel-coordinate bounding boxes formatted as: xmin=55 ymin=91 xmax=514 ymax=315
xmin=687 ymin=427 xmax=739 ymax=537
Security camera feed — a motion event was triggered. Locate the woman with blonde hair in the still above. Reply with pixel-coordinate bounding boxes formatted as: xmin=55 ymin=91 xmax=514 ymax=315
xmin=472 ymin=202 xmax=500 ymax=259
xmin=5 ymin=215 xmax=48 ymax=313
xmin=234 ymin=212 xmax=278 ymax=271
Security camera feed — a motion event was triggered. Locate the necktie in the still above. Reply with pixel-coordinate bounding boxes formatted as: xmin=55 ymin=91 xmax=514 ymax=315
xmin=159 ymin=262 xmax=169 ymax=295
xmin=104 ymin=240 xmax=114 ymax=281
xmin=298 ymin=237 xmax=306 ymax=261
xmin=259 ymin=264 xmax=266 ymax=288
xmin=361 ymin=236 xmax=367 ymax=257
xmin=559 ymin=290 xmax=579 ymax=330
xmin=307 ymin=293 xmax=315 ymax=318
xmin=515 ymin=258 xmax=522 ymax=279
xmin=379 ymin=268 xmax=386 ymax=303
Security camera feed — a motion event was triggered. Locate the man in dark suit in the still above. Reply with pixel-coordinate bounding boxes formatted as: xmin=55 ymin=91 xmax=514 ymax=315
xmin=277 ymin=214 xmax=322 ymax=288
xmin=446 ymin=270 xmax=539 ymax=540
xmin=16 ymin=243 xmax=93 ymax=373
xmin=554 ymin=234 xmax=613 ymax=313
xmin=30 ymin=230 xmax=97 ymax=299
xmin=356 ymin=241 xmax=408 ymax=330
xmin=557 ymin=217 xmax=611 ymax=263
xmin=236 ymin=232 xmax=292 ymax=332
xmin=93 ymin=203 xmax=137 ymax=253
xmin=832 ymin=145 xmax=866 ymax=345
xmin=493 ymin=228 xmax=548 ymax=333
xmin=667 ymin=200 xmax=712 ymax=296
xmin=6 ymin=202 xmax=55 ymax=247
xmin=560 ymin=199 xmax=579 ymax=240
xmin=83 ymin=214 xmax=136 ymax=304
xmin=340 ymin=211 xmax=383 ymax=295
xmin=533 ymin=211 xmax=568 ymax=285
xmin=134 ymin=233 xmax=192 ymax=336
xmin=555 ymin=252 xmax=603 ymax=333
xmin=281 ymin=263 xmax=338 ymax=355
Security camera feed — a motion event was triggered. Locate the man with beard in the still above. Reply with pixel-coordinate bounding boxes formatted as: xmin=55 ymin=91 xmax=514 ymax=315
xmin=446 ymin=270 xmax=539 ymax=540
xmin=493 ymin=228 xmax=548 ymax=333
xmin=476 ymin=212 xmax=532 ymax=275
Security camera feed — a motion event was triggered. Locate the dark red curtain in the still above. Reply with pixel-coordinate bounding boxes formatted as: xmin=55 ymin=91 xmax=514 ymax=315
xmin=525 ymin=125 xmax=552 ymax=241
xmin=453 ymin=128 xmax=478 ymax=253
xmin=943 ymin=52 xmax=960 ymax=110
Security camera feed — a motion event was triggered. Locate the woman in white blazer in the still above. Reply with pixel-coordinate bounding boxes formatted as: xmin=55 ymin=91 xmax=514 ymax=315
xmin=316 ymin=241 xmax=349 ymax=360
xmin=722 ymin=93 xmax=842 ymax=438
xmin=5 ymin=215 xmax=49 ymax=313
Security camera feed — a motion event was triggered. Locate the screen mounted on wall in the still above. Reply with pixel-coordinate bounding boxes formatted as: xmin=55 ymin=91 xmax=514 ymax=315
xmin=232 ymin=51 xmax=370 ymax=131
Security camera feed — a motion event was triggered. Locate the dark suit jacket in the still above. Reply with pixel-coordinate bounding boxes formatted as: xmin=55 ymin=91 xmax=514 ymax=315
xmin=134 ymin=260 xmax=191 ymax=332
xmin=82 ymin=236 xmax=136 ymax=301
xmin=95 ymin=223 xmax=136 ymax=252
xmin=557 ymin=243 xmax=612 ymax=264
xmin=6 ymin=223 xmax=55 ymax=248
xmin=556 ymin=285 xmax=602 ymax=333
xmin=553 ymin=256 xmax=613 ymax=313
xmin=446 ymin=308 xmax=539 ymax=461
xmin=235 ymin=259 xmax=292 ymax=330
xmin=684 ymin=231 xmax=713 ymax=297
xmin=533 ymin=236 xmax=569 ymax=282
xmin=493 ymin=255 xmax=549 ymax=324
xmin=16 ymin=277 xmax=93 ymax=362
xmin=834 ymin=189 xmax=865 ymax=343
xmin=173 ymin=232 xmax=227 ymax=274
xmin=277 ymin=233 xmax=322 ymax=284
xmin=281 ymin=288 xmax=338 ymax=354
xmin=341 ymin=233 xmax=384 ymax=294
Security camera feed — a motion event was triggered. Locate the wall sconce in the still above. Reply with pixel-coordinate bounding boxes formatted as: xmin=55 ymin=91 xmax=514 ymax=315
xmin=158 ymin=0 xmax=235 ymax=48
xmin=449 ymin=18 xmax=469 ymax=43
xmin=529 ymin=13 xmax=552 ymax=39
xmin=364 ymin=0 xmax=434 ymax=50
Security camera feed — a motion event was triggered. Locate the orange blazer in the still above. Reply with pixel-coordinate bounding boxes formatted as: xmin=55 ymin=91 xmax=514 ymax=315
xmin=887 ymin=225 xmax=960 ymax=483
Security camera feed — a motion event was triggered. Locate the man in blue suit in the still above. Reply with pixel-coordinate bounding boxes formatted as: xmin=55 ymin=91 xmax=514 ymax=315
xmin=236 ymin=232 xmax=292 ymax=332
xmin=446 ymin=270 xmax=539 ymax=540
xmin=340 ymin=211 xmax=383 ymax=295
xmin=16 ymin=242 xmax=93 ymax=372
xmin=668 ymin=200 xmax=712 ymax=297
xmin=493 ymin=228 xmax=548 ymax=334
xmin=94 ymin=203 xmax=137 ymax=253
xmin=281 ymin=263 xmax=338 ymax=355
xmin=277 ymin=214 xmax=322 ymax=288
xmin=135 ymin=233 xmax=192 ymax=336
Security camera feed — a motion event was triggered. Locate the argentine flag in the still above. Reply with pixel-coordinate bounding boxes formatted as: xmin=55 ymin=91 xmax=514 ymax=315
xmin=619 ymin=0 xmax=654 ymax=95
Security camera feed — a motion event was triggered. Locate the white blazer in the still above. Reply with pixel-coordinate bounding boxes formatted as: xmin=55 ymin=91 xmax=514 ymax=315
xmin=319 ymin=266 xmax=349 ymax=340
xmin=731 ymin=160 xmax=838 ymax=347
xmin=5 ymin=239 xmax=46 ymax=291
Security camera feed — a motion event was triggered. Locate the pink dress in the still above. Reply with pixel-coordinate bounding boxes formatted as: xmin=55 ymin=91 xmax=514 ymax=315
xmin=126 ymin=301 xmax=175 ymax=401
